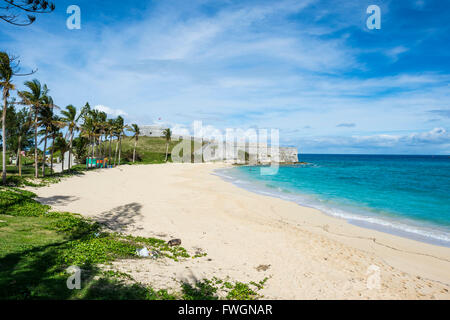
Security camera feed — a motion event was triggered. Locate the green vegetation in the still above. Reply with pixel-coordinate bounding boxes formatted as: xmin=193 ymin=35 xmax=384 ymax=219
xmin=3 ymin=135 xmax=204 ymax=187
xmin=111 ymin=136 xmax=180 ymax=164
xmin=0 ymin=187 xmax=188 ymax=299
xmin=0 ymin=187 xmax=268 ymax=300
xmin=117 ymin=136 xmax=205 ymax=165
xmin=3 ymin=164 xmax=87 ymax=187
xmin=180 ymin=277 xmax=270 ymax=300
xmin=0 ymin=24 xmax=270 ymax=300
xmin=0 ymin=47 xmax=263 ymax=298
xmin=1 ymin=50 xmax=205 ymax=185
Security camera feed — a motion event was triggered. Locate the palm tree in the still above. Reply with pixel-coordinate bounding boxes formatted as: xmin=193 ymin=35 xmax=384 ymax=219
xmin=0 ymin=52 xmax=15 ymax=184
xmin=129 ymin=124 xmax=140 ymax=163
xmin=54 ymin=133 xmax=69 ymax=173
xmin=1 ymin=52 xmax=34 ymax=183
xmin=71 ymin=136 xmax=89 ymax=165
xmin=87 ymin=109 xmax=106 ymax=159
xmin=113 ymin=124 xmax=119 ymax=166
xmin=15 ymin=107 xmax=33 ymax=176
xmin=38 ymin=105 xmax=51 ymax=177
xmin=38 ymin=94 xmax=57 ymax=177
xmin=96 ymin=111 xmax=107 ymax=158
xmin=113 ymin=116 xmax=126 ymax=166
xmin=49 ymin=114 xmax=62 ymax=175
xmin=60 ymin=105 xmax=79 ymax=171
xmin=163 ymin=128 xmax=172 ymax=162
xmin=80 ymin=116 xmax=94 ymax=162
xmin=106 ymin=118 xmax=115 ymax=160
xmin=79 ymin=103 xmax=95 ymax=165
xmin=18 ymin=79 xmax=46 ymax=178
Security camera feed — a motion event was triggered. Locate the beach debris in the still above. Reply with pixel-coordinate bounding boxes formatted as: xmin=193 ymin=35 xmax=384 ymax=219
xmin=151 ymin=250 xmax=160 ymax=259
xmin=168 ymin=239 xmax=181 ymax=247
xmin=256 ymin=264 xmax=271 ymax=272
xmin=94 ymin=232 xmax=100 ymax=237
xmin=136 ymin=247 xmax=149 ymax=257
xmin=194 ymin=247 xmax=203 ymax=255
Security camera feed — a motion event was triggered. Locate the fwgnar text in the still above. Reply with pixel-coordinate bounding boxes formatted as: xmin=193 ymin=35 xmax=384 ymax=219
xmin=178 ymin=304 xmax=273 ymax=317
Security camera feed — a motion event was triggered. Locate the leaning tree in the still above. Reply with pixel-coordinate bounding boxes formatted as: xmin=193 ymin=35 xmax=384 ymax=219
xmin=0 ymin=52 xmax=34 ymax=184
xmin=0 ymin=0 xmax=55 ymax=26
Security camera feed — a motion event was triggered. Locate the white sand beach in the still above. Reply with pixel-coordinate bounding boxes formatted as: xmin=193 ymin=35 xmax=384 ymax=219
xmin=29 ymin=163 xmax=450 ymax=299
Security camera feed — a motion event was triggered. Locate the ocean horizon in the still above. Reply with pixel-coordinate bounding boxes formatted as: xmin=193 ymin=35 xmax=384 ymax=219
xmin=216 ymin=154 xmax=450 ymax=247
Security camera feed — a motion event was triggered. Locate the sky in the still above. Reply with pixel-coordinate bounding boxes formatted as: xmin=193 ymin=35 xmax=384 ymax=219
xmin=1 ymin=0 xmax=449 ymax=154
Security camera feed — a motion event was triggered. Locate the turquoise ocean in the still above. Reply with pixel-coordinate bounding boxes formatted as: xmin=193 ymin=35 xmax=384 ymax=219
xmin=216 ymin=154 xmax=450 ymax=247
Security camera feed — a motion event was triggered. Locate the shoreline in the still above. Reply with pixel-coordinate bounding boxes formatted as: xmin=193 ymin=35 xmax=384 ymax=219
xmin=213 ymin=167 xmax=450 ymax=248
xmin=28 ymin=163 xmax=450 ymax=299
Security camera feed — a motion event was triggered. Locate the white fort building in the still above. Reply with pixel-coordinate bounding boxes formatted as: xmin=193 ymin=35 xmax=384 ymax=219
xmin=138 ymin=125 xmax=298 ymax=163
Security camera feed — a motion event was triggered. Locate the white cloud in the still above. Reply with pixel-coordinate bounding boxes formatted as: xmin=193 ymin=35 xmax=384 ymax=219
xmin=93 ymin=105 xmax=128 ymax=117
xmin=385 ymin=46 xmax=409 ymax=61
xmin=294 ymin=128 xmax=450 ymax=154
xmin=2 ymin=0 xmax=449 ymax=154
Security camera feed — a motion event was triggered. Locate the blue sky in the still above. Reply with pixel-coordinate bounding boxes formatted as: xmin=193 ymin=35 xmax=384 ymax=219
xmin=1 ymin=0 xmax=449 ymax=154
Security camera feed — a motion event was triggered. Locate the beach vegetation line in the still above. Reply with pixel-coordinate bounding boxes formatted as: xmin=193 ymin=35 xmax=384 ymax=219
xmin=0 ymin=186 xmax=268 ymax=299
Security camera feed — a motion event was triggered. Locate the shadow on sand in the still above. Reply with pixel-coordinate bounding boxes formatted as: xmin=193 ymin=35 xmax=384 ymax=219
xmin=36 ymin=195 xmax=80 ymax=206
xmin=95 ymin=202 xmax=144 ymax=233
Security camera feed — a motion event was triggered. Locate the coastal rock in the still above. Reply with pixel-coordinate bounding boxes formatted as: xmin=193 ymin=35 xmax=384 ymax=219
xmin=168 ymin=239 xmax=182 ymax=246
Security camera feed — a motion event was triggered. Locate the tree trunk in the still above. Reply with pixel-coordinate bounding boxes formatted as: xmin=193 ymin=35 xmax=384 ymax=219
xmin=118 ymin=136 xmax=122 ymax=166
xmin=34 ymin=111 xmax=38 ymax=178
xmin=50 ymin=134 xmax=55 ymax=175
xmin=109 ymin=136 xmax=112 ymax=159
xmin=41 ymin=129 xmax=48 ymax=177
xmin=114 ymin=138 xmax=118 ymax=166
xmin=2 ymin=95 xmax=7 ymax=184
xmin=16 ymin=136 xmax=22 ymax=176
xmin=61 ymin=157 xmax=64 ymax=174
xmin=99 ymin=136 xmax=103 ymax=158
xmin=17 ymin=142 xmax=22 ymax=177
xmin=91 ymin=136 xmax=95 ymax=164
xmin=133 ymin=138 xmax=137 ymax=163
xmin=68 ymin=129 xmax=73 ymax=171
xmin=165 ymin=142 xmax=169 ymax=162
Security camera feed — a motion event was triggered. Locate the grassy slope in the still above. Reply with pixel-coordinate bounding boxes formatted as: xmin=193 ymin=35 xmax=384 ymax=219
xmin=117 ymin=136 xmax=203 ymax=164
xmin=2 ymin=136 xmax=197 ymax=176
xmin=0 ymin=187 xmax=267 ymax=300
xmin=1 ymin=150 xmax=51 ymax=178
xmin=0 ymin=137 xmax=268 ymax=300
xmin=0 ymin=187 xmax=193 ymax=299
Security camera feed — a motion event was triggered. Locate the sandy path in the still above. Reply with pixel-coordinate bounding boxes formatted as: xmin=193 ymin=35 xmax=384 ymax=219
xmin=29 ymin=163 xmax=450 ymax=299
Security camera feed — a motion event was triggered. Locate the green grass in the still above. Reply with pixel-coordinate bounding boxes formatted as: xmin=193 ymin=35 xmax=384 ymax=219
xmin=114 ymin=136 xmax=205 ymax=164
xmin=180 ymin=277 xmax=269 ymax=300
xmin=1 ymin=150 xmax=270 ymax=300
xmin=0 ymin=187 xmax=268 ymax=300
xmin=0 ymin=187 xmax=187 ymax=299
xmin=2 ymin=136 xmax=203 ymax=188
xmin=3 ymin=164 xmax=89 ymax=187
